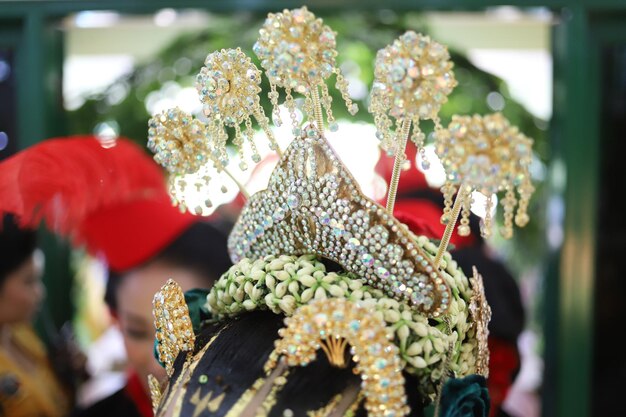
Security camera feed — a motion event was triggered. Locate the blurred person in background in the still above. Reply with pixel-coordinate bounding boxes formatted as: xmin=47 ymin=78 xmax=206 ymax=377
xmin=77 ymin=213 xmax=231 ymax=417
xmin=441 ymin=217 xmax=525 ymax=417
xmin=0 ymin=213 xmax=71 ymax=417
xmin=0 ymin=136 xmax=232 ymax=417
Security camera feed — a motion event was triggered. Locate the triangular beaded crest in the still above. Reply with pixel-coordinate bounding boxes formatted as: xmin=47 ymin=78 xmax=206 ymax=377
xmin=228 ymin=127 xmax=451 ymax=317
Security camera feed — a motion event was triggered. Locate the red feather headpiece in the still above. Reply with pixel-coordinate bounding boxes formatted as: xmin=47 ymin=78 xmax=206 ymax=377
xmin=0 ymin=136 xmax=196 ymax=271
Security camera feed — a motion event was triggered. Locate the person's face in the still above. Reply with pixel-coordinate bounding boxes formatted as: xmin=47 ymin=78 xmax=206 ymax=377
xmin=0 ymin=255 xmax=44 ymax=325
xmin=114 ymin=262 xmax=208 ymax=393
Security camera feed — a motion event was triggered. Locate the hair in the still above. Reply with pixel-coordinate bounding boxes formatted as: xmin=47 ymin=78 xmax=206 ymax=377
xmin=104 ymin=219 xmax=233 ymax=311
xmin=0 ymin=213 xmax=38 ymax=286
xmin=164 ymin=311 xmax=427 ymax=417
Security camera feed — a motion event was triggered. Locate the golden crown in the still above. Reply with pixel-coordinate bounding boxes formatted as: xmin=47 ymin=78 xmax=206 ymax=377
xmin=147 ymin=6 xmax=534 ymax=316
xmin=148 ymin=7 xmax=531 ymax=416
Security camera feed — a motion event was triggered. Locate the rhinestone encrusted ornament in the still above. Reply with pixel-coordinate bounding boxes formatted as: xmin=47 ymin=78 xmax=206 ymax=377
xmin=228 ymin=126 xmax=451 ymax=317
xmin=468 ymin=267 xmax=491 ymax=377
xmin=435 ymin=113 xmax=534 ymax=238
xmin=153 ymin=279 xmax=196 ymax=377
xmin=254 ymin=6 xmax=358 ymax=133
xmin=269 ymin=298 xmax=410 ymax=417
xmin=196 ymin=47 xmax=280 ymax=169
xmin=148 ymin=107 xmax=211 ymax=176
xmin=370 ymin=31 xmax=457 ymax=159
xmin=147 ymin=108 xmax=239 ymax=214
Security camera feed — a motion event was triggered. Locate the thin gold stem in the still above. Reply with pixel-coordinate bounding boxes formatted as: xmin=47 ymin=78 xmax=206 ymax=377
xmin=385 ymin=119 xmax=412 ymax=215
xmin=222 ymin=167 xmax=250 ymax=200
xmin=310 ymin=84 xmax=325 ymax=134
xmin=433 ymin=185 xmax=468 ymax=267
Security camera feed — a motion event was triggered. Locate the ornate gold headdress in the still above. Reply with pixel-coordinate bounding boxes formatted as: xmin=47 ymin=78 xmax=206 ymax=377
xmin=149 ymin=6 xmax=534 ymax=417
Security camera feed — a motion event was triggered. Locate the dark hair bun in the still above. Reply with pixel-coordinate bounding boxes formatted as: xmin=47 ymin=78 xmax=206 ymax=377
xmin=0 ymin=214 xmax=37 ymax=284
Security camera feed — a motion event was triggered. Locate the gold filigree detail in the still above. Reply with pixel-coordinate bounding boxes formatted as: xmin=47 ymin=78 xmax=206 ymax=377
xmin=307 ymin=393 xmax=343 ymax=417
xmin=190 ymin=388 xmax=226 ymax=417
xmin=228 ymin=362 xmax=289 ymax=417
xmin=344 ymin=392 xmax=365 ymax=417
xmin=153 ymin=279 xmax=196 ymax=377
xmin=268 ymin=298 xmax=410 ymax=417
xmin=469 ymin=267 xmax=492 ymax=377
xmin=319 ymin=336 xmax=349 ymax=368
xmin=307 ymin=385 xmax=362 ymax=417
xmin=148 ymin=374 xmax=163 ymax=415
xmin=156 ymin=326 xmax=227 ymax=417
xmin=223 ymin=377 xmax=268 ymax=417
xmin=254 ymin=371 xmax=288 ymax=417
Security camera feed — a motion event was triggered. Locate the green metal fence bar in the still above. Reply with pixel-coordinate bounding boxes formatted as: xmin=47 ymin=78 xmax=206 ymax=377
xmin=7 ymin=11 xmax=72 ymax=339
xmin=15 ymin=12 xmax=46 ymax=149
xmin=551 ymin=5 xmax=599 ymax=417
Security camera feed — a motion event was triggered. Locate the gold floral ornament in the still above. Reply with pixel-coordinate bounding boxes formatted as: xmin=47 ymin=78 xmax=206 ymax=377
xmin=369 ymin=31 xmax=457 ymax=214
xmin=268 ymin=298 xmax=410 ymax=417
xmin=469 ymin=267 xmax=491 ymax=377
xmin=253 ymin=6 xmax=358 ymax=135
xmin=196 ymin=48 xmax=280 ymax=171
xmin=148 ymin=107 xmax=250 ymax=214
xmin=148 ymin=107 xmax=211 ymax=176
xmin=435 ymin=113 xmax=535 ymax=240
xmin=153 ymin=279 xmax=196 ymax=377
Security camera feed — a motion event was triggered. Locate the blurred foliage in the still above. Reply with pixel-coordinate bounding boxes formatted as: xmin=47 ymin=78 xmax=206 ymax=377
xmin=66 ymin=10 xmax=549 ymax=281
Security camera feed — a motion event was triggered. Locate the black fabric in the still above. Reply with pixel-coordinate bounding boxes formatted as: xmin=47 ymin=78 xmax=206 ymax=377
xmin=163 ymin=312 xmax=426 ymax=417
xmin=267 ymin=350 xmax=361 ymax=417
xmin=74 ymin=389 xmax=142 ymax=417
xmin=450 ymin=246 xmax=525 ymax=344
xmin=177 ymin=312 xmax=283 ymax=417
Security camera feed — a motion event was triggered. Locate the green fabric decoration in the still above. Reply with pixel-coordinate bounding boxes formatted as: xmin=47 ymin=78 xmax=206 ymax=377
xmin=184 ymin=288 xmax=211 ymax=333
xmin=439 ymin=375 xmax=490 ymax=417
xmin=153 ymin=337 xmax=164 ymax=367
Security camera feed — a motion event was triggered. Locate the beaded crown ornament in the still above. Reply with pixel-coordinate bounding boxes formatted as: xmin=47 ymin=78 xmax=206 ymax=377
xmin=149 ymin=6 xmax=534 ymax=417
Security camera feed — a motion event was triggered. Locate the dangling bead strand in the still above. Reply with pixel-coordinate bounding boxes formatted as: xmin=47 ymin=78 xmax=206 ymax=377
xmin=335 ymin=69 xmax=358 ymax=116
xmin=269 ymin=83 xmax=282 ymax=127
xmin=458 ymin=192 xmax=473 ymax=237
xmin=441 ymin=182 xmax=456 ymax=225
xmin=481 ymin=195 xmax=494 ymax=238
xmin=245 ymin=118 xmax=262 ymax=163
xmin=501 ymin=188 xmax=516 ymax=239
